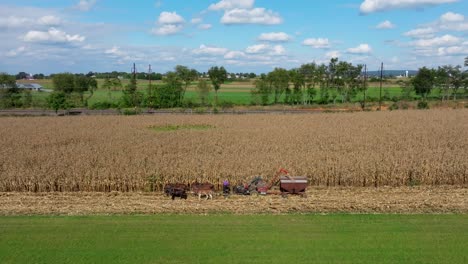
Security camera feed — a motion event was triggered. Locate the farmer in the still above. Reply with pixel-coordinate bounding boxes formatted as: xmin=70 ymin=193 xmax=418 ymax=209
xmin=223 ymin=180 xmax=230 ymax=194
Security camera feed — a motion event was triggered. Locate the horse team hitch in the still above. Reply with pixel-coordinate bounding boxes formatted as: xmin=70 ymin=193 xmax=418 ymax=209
xmin=164 ymin=168 xmax=308 ymax=200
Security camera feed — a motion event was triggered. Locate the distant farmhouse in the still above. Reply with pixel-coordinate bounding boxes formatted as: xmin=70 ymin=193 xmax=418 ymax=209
xmin=16 ymin=83 xmax=44 ymax=91
xmin=0 ymin=83 xmax=49 ymax=92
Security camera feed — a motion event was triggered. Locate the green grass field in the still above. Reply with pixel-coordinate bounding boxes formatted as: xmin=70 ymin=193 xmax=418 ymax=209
xmin=0 ymin=214 xmax=466 ymax=264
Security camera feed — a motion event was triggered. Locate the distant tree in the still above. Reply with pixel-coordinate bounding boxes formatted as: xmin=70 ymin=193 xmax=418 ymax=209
xmin=175 ymin=65 xmax=198 ymax=102
xmin=251 ymin=78 xmax=271 ymax=105
xmin=0 ymin=73 xmax=21 ymax=108
xmin=197 ymin=79 xmax=211 ymax=106
xmin=412 ymin=67 xmax=435 ymax=100
xmin=33 ymin=73 xmax=45 ymax=79
xmin=208 ymin=66 xmax=227 ymax=106
xmin=267 ymin=68 xmax=289 ymax=104
xmin=47 ymin=91 xmax=69 ymax=113
xmin=22 ymin=90 xmax=33 ymax=108
xmin=121 ymin=73 xmax=141 ymax=107
xmin=15 ymin=72 xmax=28 ymax=80
xmin=289 ymin=69 xmax=305 ymax=105
xmin=249 ymin=72 xmax=256 ymax=79
xmin=52 ymin=73 xmax=75 ymax=93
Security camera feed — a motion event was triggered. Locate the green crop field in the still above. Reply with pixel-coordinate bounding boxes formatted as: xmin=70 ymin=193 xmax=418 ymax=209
xmin=0 ymin=214 xmax=466 ymax=264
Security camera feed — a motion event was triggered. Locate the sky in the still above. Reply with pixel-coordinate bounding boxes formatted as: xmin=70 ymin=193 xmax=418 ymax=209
xmin=0 ymin=0 xmax=467 ymax=74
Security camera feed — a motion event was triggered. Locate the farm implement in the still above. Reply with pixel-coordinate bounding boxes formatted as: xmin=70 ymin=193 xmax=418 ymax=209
xmin=234 ymin=168 xmax=308 ymax=197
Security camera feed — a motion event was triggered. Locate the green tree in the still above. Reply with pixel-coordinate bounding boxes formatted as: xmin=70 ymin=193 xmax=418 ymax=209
xmin=175 ymin=65 xmax=198 ymax=102
xmin=47 ymin=91 xmax=69 ymax=113
xmin=52 ymin=73 xmax=75 ymax=93
xmin=267 ymin=68 xmax=289 ymax=104
xmin=251 ymin=78 xmax=271 ymax=105
xmin=0 ymin=73 xmax=21 ymax=108
xmin=289 ymin=69 xmax=305 ymax=105
xmin=412 ymin=67 xmax=435 ymax=100
xmin=197 ymin=79 xmax=211 ymax=106
xmin=208 ymin=66 xmax=227 ymax=106
xmin=121 ymin=73 xmax=141 ymax=107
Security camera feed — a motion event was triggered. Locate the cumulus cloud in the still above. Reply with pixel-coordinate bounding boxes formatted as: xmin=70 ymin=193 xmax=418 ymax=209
xmin=221 ymin=8 xmax=283 ymax=25
xmin=245 ymin=44 xmax=285 ymax=55
xmin=411 ymin=34 xmax=461 ymax=47
xmin=376 ymin=20 xmax=395 ymax=29
xmin=6 ymin=46 xmax=26 ymax=57
xmin=224 ymin=51 xmax=246 ymax=59
xmin=404 ymin=27 xmax=436 ymax=38
xmin=360 ymin=0 xmax=458 ymax=14
xmin=0 ymin=16 xmax=32 ymax=28
xmin=158 ymin=11 xmax=185 ymax=24
xmin=258 ymin=32 xmax=291 ymax=42
xmin=198 ymin=24 xmax=212 ymax=30
xmin=325 ymin=50 xmax=341 ymax=58
xmin=209 ymin=0 xmax=255 ymax=11
xmin=192 ymin=44 xmax=228 ymax=56
xmin=152 ymin=11 xmax=185 ymax=35
xmin=440 ymin=11 xmax=464 ymax=22
xmin=74 ymin=0 xmax=97 ymax=12
xmin=347 ymin=44 xmax=372 ymax=54
xmin=152 ymin=24 xmax=183 ymax=35
xmin=38 ymin=15 xmax=62 ymax=26
xmin=22 ymin=28 xmax=85 ymax=43
xmin=437 ymin=45 xmax=466 ymax=56
xmin=302 ymin=38 xmax=330 ymax=48
xmin=191 ymin=18 xmax=202 ymax=24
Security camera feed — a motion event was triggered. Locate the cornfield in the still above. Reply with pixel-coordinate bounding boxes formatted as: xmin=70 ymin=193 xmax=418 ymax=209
xmin=0 ymin=110 xmax=467 ymax=192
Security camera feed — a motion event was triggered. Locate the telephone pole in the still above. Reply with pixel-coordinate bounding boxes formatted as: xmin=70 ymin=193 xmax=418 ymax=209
xmin=148 ymin=64 xmax=152 ymax=87
xmin=379 ymin=62 xmax=383 ymax=111
xmin=363 ymin=64 xmax=367 ymax=110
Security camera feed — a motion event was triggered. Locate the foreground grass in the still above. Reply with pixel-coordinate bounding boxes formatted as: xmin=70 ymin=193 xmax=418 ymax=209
xmin=0 ymin=214 xmax=466 ymax=263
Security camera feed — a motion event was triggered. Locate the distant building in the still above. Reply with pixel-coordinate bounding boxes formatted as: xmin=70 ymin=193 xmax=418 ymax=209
xmin=16 ymin=83 xmax=44 ymax=91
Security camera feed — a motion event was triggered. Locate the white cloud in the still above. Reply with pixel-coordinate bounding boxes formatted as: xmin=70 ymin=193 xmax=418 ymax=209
xmin=22 ymin=28 xmax=85 ymax=43
xmin=6 ymin=46 xmax=26 ymax=57
xmin=198 ymin=24 xmax=212 ymax=30
xmin=224 ymin=51 xmax=246 ymax=59
xmin=376 ymin=20 xmax=395 ymax=29
xmin=360 ymin=0 xmax=458 ymax=14
xmin=74 ymin=0 xmax=97 ymax=12
xmin=192 ymin=44 xmax=228 ymax=56
xmin=152 ymin=24 xmax=183 ymax=35
xmin=0 ymin=16 xmax=32 ymax=28
xmin=325 ymin=50 xmax=341 ymax=58
xmin=191 ymin=18 xmax=202 ymax=24
xmin=158 ymin=11 xmax=185 ymax=24
xmin=437 ymin=46 xmax=466 ymax=56
xmin=209 ymin=0 xmax=255 ymax=11
xmin=258 ymin=32 xmax=291 ymax=42
xmin=221 ymin=8 xmax=283 ymax=25
xmin=271 ymin=45 xmax=285 ymax=55
xmin=38 ymin=16 xmax=62 ymax=26
xmin=245 ymin=44 xmax=286 ymax=55
xmin=411 ymin=34 xmax=461 ymax=47
xmin=440 ymin=12 xmax=464 ymax=22
xmin=246 ymin=44 xmax=269 ymax=54
xmin=347 ymin=44 xmax=372 ymax=54
xmin=404 ymin=27 xmax=436 ymax=38
xmin=152 ymin=11 xmax=185 ymax=35
xmin=105 ymin=46 xmax=126 ymax=57
xmin=302 ymin=38 xmax=330 ymax=48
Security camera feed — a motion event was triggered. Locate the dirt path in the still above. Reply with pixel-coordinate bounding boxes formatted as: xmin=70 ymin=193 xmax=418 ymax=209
xmin=1 ymin=186 xmax=466 ymax=215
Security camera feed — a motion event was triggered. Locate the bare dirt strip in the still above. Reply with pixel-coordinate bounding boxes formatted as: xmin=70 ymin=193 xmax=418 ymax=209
xmin=1 ymin=186 xmax=466 ymax=215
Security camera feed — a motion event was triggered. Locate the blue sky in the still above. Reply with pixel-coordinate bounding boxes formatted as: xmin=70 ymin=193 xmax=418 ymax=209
xmin=0 ymin=0 xmax=467 ymax=74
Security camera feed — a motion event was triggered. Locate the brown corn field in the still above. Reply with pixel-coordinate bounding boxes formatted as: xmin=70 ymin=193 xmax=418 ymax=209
xmin=0 ymin=109 xmax=467 ymax=192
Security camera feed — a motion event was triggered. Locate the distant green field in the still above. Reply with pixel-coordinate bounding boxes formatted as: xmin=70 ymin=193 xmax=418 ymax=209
xmin=0 ymin=214 xmax=466 ymax=264
xmin=24 ymin=80 xmax=465 ymax=108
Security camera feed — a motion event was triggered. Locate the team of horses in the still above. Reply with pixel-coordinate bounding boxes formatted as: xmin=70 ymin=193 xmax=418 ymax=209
xmin=164 ymin=182 xmax=215 ymax=200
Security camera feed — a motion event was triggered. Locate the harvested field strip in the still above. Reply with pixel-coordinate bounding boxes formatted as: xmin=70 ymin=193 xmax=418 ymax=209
xmin=0 ymin=187 xmax=466 ymax=215
xmin=0 ymin=214 xmax=467 ymax=264
xmin=0 ymin=110 xmax=467 ymax=192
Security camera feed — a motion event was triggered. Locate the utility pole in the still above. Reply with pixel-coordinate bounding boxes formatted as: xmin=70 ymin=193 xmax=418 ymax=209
xmin=379 ymin=62 xmax=383 ymax=111
xmin=132 ymin=63 xmax=136 ymax=80
xmin=148 ymin=64 xmax=152 ymax=87
xmin=363 ymin=64 xmax=367 ymax=111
